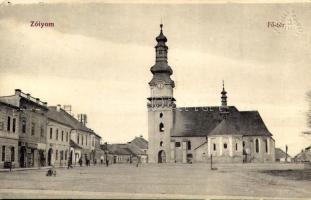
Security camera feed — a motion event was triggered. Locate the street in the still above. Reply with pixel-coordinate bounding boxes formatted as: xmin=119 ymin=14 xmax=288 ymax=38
xmin=0 ymin=163 xmax=310 ymax=199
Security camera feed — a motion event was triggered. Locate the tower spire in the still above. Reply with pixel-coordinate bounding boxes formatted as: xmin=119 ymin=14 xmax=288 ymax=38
xmin=149 ymin=24 xmax=173 ymax=81
xmin=221 ymin=80 xmax=227 ymax=107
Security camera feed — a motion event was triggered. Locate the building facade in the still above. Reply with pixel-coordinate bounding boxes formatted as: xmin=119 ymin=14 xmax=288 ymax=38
xmin=0 ymin=89 xmax=103 ymax=168
xmin=147 ymin=25 xmax=275 ymax=164
xmin=0 ymin=102 xmax=19 ymax=168
xmin=0 ymin=89 xmax=48 ymax=168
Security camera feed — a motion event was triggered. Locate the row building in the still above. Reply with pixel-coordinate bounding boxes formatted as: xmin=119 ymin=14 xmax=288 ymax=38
xmin=0 ymin=89 xmax=103 ymax=169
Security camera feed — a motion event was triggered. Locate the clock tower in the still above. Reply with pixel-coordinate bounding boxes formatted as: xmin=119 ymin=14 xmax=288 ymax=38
xmin=147 ymin=24 xmax=175 ymax=163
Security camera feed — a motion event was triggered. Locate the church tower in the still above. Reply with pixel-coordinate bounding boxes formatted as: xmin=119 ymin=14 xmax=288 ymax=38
xmin=220 ymin=81 xmax=229 ymax=118
xmin=147 ymin=24 xmax=175 ymax=163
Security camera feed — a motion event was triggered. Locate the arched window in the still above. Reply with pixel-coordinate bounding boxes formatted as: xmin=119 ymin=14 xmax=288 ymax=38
xmin=255 ymin=139 xmax=259 ymax=153
xmin=159 ymin=123 xmax=164 ymax=132
xmin=160 ymin=113 xmax=163 ymax=118
xmin=224 ymin=143 xmax=227 ymax=149
xmin=160 ymin=141 xmax=163 ymax=147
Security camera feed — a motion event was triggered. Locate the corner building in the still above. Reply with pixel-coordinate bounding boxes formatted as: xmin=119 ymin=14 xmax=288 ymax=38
xmin=147 ymin=25 xmax=275 ymax=164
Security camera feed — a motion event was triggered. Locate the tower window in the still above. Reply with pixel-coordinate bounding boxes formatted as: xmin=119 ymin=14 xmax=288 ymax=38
xmin=160 ymin=113 xmax=163 ymax=118
xmin=159 ymin=123 xmax=164 ymax=132
xmin=175 ymin=142 xmax=181 ymax=147
xmin=160 ymin=141 xmax=163 ymax=147
xmin=224 ymin=143 xmax=227 ymax=149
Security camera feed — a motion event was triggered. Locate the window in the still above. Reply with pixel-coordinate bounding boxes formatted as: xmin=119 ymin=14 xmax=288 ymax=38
xmin=86 ymin=135 xmax=87 ymax=146
xmin=159 ymin=123 xmax=164 ymax=132
xmin=66 ymin=132 xmax=68 ymax=142
xmin=60 ymin=151 xmax=63 ymax=160
xmin=56 ymin=129 xmax=59 ymax=140
xmin=61 ymin=131 xmax=64 ymax=141
xmin=187 ymin=141 xmax=191 ymax=150
xmin=7 ymin=116 xmax=11 ymax=131
xmin=31 ymin=122 xmax=35 ymax=135
xmin=255 ymin=139 xmax=259 ymax=153
xmin=243 ymin=141 xmax=245 ymax=147
xmin=0 ymin=121 xmax=3 ymax=130
xmin=160 ymin=141 xmax=163 ymax=147
xmin=2 ymin=146 xmax=5 ymax=161
xmin=11 ymin=147 xmax=14 ymax=162
xmin=82 ymin=135 xmax=84 ymax=145
xmin=77 ymin=135 xmax=80 ymax=144
xmin=175 ymin=142 xmax=181 ymax=147
xmin=55 ymin=150 xmax=58 ymax=160
xmin=159 ymin=50 xmax=163 ymax=54
xmin=40 ymin=126 xmax=44 ymax=138
xmin=65 ymin=150 xmax=67 ymax=160
xmin=224 ymin=143 xmax=227 ymax=149
xmin=236 ymin=143 xmax=238 ymax=151
xmin=49 ymin=128 xmax=53 ymax=139
xmin=265 ymin=139 xmax=268 ymax=153
xmin=12 ymin=118 xmax=16 ymax=133
xmin=213 ymin=144 xmax=216 ymax=151
xmin=22 ymin=119 xmax=26 ymax=133
xmin=160 ymin=113 xmax=163 ymax=118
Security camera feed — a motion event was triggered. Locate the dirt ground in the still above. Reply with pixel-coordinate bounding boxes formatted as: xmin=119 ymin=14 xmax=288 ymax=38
xmin=0 ymin=163 xmax=310 ymax=199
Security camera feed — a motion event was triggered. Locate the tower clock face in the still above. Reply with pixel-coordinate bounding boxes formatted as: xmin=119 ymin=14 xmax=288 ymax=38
xmin=157 ymin=82 xmax=164 ymax=89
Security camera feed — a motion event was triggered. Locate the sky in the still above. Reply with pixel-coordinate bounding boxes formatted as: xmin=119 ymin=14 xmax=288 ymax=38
xmin=0 ymin=1 xmax=310 ymax=155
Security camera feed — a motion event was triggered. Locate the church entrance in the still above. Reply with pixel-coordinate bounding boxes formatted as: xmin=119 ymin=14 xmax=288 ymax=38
xmin=158 ymin=150 xmax=166 ymax=163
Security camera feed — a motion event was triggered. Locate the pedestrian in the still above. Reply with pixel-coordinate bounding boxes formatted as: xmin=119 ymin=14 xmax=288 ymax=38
xmin=79 ymin=158 xmax=82 ymax=167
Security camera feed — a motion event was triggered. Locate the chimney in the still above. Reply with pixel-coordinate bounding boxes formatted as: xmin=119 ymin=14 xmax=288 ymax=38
xmin=56 ymin=104 xmax=61 ymax=111
xmin=36 ymin=98 xmax=40 ymax=103
xmin=78 ymin=114 xmax=87 ymax=126
xmin=43 ymin=102 xmax=48 ymax=107
xmin=26 ymin=93 xmax=31 ymax=99
xmin=15 ymin=89 xmax=21 ymax=96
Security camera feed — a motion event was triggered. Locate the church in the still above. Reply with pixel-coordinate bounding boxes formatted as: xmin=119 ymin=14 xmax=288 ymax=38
xmin=147 ymin=24 xmax=276 ymax=164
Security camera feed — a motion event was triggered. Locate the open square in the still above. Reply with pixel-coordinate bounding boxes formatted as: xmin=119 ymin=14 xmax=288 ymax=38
xmin=0 ymin=163 xmax=310 ymax=199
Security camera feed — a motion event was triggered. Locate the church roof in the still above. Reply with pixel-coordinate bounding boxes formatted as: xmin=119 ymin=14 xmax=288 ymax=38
xmin=171 ymin=106 xmax=272 ymax=137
